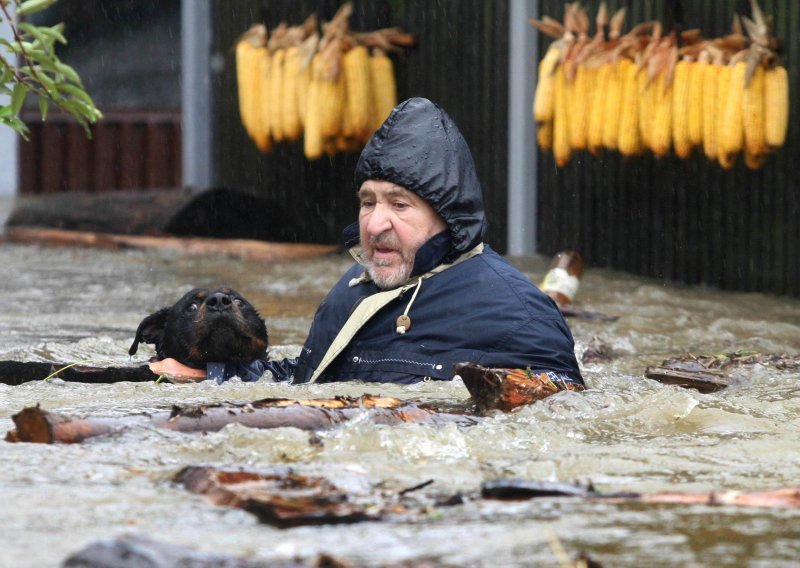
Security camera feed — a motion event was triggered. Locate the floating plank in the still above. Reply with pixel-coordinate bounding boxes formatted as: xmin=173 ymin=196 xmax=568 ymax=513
xmin=178 ymin=466 xmax=381 ymax=527
xmin=5 ymin=396 xmax=478 ymax=444
xmin=457 ymin=363 xmax=583 ymax=412
xmin=3 ymin=227 xmax=339 ymax=262
xmin=482 ymin=479 xmax=800 ymax=509
xmin=0 ymin=361 xmax=156 ymax=386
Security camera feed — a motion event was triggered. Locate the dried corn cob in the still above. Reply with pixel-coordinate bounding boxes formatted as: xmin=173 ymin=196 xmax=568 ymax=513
xmin=672 ymin=59 xmax=692 ymax=158
xmin=369 ymin=48 xmax=397 ymax=133
xmin=281 ymin=46 xmax=302 ymax=141
xmin=553 ymin=64 xmax=572 ymax=166
xmin=567 ymin=62 xmax=592 ymax=150
xmin=587 ymin=62 xmax=612 ymax=155
xmin=534 ymin=46 xmax=561 ymax=123
xmin=702 ymin=61 xmax=719 ymax=160
xmin=764 ymin=65 xmax=789 ymax=149
xmin=617 ymin=59 xmax=642 ymax=156
xmin=601 ymin=60 xmax=624 ymax=150
xmin=638 ymin=68 xmax=655 ymax=153
xmin=537 ymin=120 xmax=553 ymax=150
xmin=743 ymin=63 xmax=767 ymax=157
xmin=650 ymin=72 xmax=673 ymax=157
xmin=719 ymin=60 xmax=746 ymax=161
xmin=303 ymin=53 xmax=324 ymax=160
xmin=342 ymin=45 xmax=373 ymax=141
xmin=268 ymin=48 xmax=286 ymax=142
xmin=687 ymin=58 xmax=705 ymax=146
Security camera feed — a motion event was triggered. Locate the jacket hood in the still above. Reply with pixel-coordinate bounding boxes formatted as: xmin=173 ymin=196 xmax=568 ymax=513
xmin=354 ymin=97 xmax=487 ymax=260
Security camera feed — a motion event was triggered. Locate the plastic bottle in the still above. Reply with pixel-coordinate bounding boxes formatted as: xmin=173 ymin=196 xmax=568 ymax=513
xmin=539 ymin=250 xmax=584 ymax=306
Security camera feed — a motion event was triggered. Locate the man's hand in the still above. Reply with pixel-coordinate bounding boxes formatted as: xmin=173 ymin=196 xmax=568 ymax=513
xmin=148 ymin=358 xmax=207 ymax=383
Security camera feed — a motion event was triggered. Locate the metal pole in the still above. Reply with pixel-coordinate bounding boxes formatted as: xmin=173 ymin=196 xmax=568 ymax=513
xmin=506 ymin=0 xmax=539 ymax=255
xmin=0 ymin=1 xmax=18 ymax=198
xmin=181 ymin=0 xmax=213 ymax=190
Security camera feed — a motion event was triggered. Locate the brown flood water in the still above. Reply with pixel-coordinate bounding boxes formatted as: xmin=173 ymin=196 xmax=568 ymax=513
xmin=0 ymin=231 xmax=799 ymax=567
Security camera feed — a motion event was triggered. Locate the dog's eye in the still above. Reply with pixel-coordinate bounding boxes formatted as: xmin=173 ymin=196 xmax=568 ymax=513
xmin=233 ymin=298 xmax=244 ymax=308
xmin=186 ymin=303 xmax=198 ymax=312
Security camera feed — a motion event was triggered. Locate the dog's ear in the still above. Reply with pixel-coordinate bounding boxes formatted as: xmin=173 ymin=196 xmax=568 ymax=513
xmin=128 ymin=308 xmax=170 ymax=356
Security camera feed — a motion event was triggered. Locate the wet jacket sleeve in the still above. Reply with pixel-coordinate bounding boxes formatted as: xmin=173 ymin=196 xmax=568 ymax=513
xmin=207 ymin=358 xmax=297 ymax=384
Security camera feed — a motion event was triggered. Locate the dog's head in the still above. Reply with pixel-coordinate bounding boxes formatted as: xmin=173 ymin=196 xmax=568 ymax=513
xmin=128 ymin=287 xmax=269 ymax=369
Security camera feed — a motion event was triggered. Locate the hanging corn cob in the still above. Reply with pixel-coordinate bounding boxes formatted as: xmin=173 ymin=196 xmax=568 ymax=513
xmin=233 ymin=3 xmax=413 ymax=160
xmin=530 ymin=0 xmax=788 ymax=170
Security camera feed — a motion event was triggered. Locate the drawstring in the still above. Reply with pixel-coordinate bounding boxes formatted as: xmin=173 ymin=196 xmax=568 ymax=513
xmin=396 ymin=277 xmax=423 ymax=334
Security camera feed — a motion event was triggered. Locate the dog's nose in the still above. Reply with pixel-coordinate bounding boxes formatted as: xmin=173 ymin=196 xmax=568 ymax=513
xmin=206 ymin=291 xmax=233 ymax=311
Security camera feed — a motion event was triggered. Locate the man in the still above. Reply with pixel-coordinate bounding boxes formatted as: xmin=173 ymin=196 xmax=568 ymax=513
xmin=151 ymin=97 xmax=583 ymax=386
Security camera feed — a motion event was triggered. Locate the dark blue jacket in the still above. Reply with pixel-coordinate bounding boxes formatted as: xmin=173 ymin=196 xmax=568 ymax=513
xmin=209 ymin=98 xmax=582 ymax=385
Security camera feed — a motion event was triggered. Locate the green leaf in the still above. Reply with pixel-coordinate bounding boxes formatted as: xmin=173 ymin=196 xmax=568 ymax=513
xmin=10 ymin=82 xmax=27 ymax=115
xmin=54 ymin=61 xmax=80 ymax=84
xmin=17 ymin=0 xmax=59 ymax=17
xmin=38 ymin=95 xmax=48 ymax=121
xmin=19 ymin=23 xmax=57 ymax=51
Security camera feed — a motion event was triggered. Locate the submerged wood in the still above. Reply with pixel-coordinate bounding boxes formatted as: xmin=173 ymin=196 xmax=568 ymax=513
xmin=3 ymin=227 xmax=339 ymax=262
xmin=5 ymin=396 xmax=477 ymax=444
xmin=62 ymin=534 xmax=334 ymax=568
xmin=457 ymin=363 xmax=583 ymax=412
xmin=559 ymin=305 xmax=619 ymax=322
xmin=178 ymin=466 xmax=381 ymax=527
xmin=644 ymin=352 xmax=800 ymax=392
xmin=0 ymin=360 xmax=157 ymax=386
xmin=482 ymin=479 xmax=800 ymax=509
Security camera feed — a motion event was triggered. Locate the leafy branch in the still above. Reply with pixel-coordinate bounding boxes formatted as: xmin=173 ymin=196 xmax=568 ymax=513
xmin=0 ymin=0 xmax=102 ymax=138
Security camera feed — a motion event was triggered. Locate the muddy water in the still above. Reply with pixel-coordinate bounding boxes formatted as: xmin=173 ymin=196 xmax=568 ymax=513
xmin=1 ymin=239 xmax=799 ymax=567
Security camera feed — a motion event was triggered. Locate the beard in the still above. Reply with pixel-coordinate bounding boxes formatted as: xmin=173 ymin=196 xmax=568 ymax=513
xmin=363 ymin=234 xmax=416 ymax=290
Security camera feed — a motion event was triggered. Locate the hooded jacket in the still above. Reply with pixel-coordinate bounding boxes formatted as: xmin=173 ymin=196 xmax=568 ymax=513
xmin=209 ymin=98 xmax=583 ymax=385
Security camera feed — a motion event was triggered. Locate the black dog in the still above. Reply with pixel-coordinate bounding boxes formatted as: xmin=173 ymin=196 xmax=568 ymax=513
xmin=128 ymin=287 xmax=269 ymax=369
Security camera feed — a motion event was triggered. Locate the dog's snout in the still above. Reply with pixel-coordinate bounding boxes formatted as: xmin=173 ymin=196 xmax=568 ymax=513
xmin=206 ymin=291 xmax=233 ymax=311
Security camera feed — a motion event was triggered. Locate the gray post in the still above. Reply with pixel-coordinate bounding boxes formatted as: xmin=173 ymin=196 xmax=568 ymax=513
xmin=0 ymin=1 xmax=18 ymax=198
xmin=507 ymin=0 xmax=538 ymax=255
xmin=181 ymin=0 xmax=213 ymax=189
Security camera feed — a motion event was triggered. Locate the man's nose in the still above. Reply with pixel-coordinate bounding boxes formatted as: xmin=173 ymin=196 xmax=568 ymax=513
xmin=365 ymin=203 xmax=393 ymax=235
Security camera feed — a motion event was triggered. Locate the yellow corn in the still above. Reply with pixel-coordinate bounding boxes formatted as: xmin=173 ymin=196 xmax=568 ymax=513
xmin=702 ymin=62 xmax=719 ymax=160
xmin=568 ymin=63 xmax=593 ymax=150
xmin=587 ymin=62 xmax=611 ymax=155
xmin=537 ymin=120 xmax=553 ymax=150
xmin=602 ymin=60 xmax=624 ymax=150
xmin=743 ymin=64 xmax=767 ymax=157
xmin=281 ymin=46 xmax=302 ymax=141
xmin=638 ymin=68 xmax=655 ymax=152
xmin=534 ymin=46 xmax=560 ymax=123
xmin=369 ymin=48 xmax=397 ymax=133
xmin=672 ymin=59 xmax=692 ymax=158
xmin=235 ymin=34 xmax=271 ymax=153
xmin=687 ymin=60 xmax=705 ymax=146
xmin=719 ymin=61 xmax=745 ymax=160
xmin=553 ymin=64 xmax=571 ymax=167
xmin=303 ymin=54 xmax=323 ymax=160
xmin=744 ymin=151 xmax=766 ymax=170
xmin=267 ymin=48 xmax=285 ymax=142
xmin=617 ymin=59 xmax=642 ymax=156
xmin=650 ymin=72 xmax=673 ymax=157
xmin=342 ymin=45 xmax=373 ymax=142
xmin=764 ymin=65 xmax=789 ymax=149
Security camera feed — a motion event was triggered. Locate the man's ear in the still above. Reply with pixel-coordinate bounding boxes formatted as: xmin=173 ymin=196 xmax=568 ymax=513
xmin=128 ymin=308 xmax=170 ymax=356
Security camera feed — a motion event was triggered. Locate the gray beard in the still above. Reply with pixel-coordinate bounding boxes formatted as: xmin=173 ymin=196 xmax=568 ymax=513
xmin=366 ymin=257 xmax=413 ymax=289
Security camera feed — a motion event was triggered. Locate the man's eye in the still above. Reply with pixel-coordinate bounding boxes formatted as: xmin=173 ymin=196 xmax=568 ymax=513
xmin=393 ymin=201 xmax=408 ymax=210
xmin=360 ymin=201 xmax=375 ymax=208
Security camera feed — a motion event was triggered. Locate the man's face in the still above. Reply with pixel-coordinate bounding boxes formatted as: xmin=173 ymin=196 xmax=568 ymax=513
xmin=358 ymin=180 xmax=447 ymax=289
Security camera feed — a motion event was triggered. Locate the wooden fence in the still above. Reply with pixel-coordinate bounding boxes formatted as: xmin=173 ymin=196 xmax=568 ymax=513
xmin=19 ymin=110 xmax=181 ymax=194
